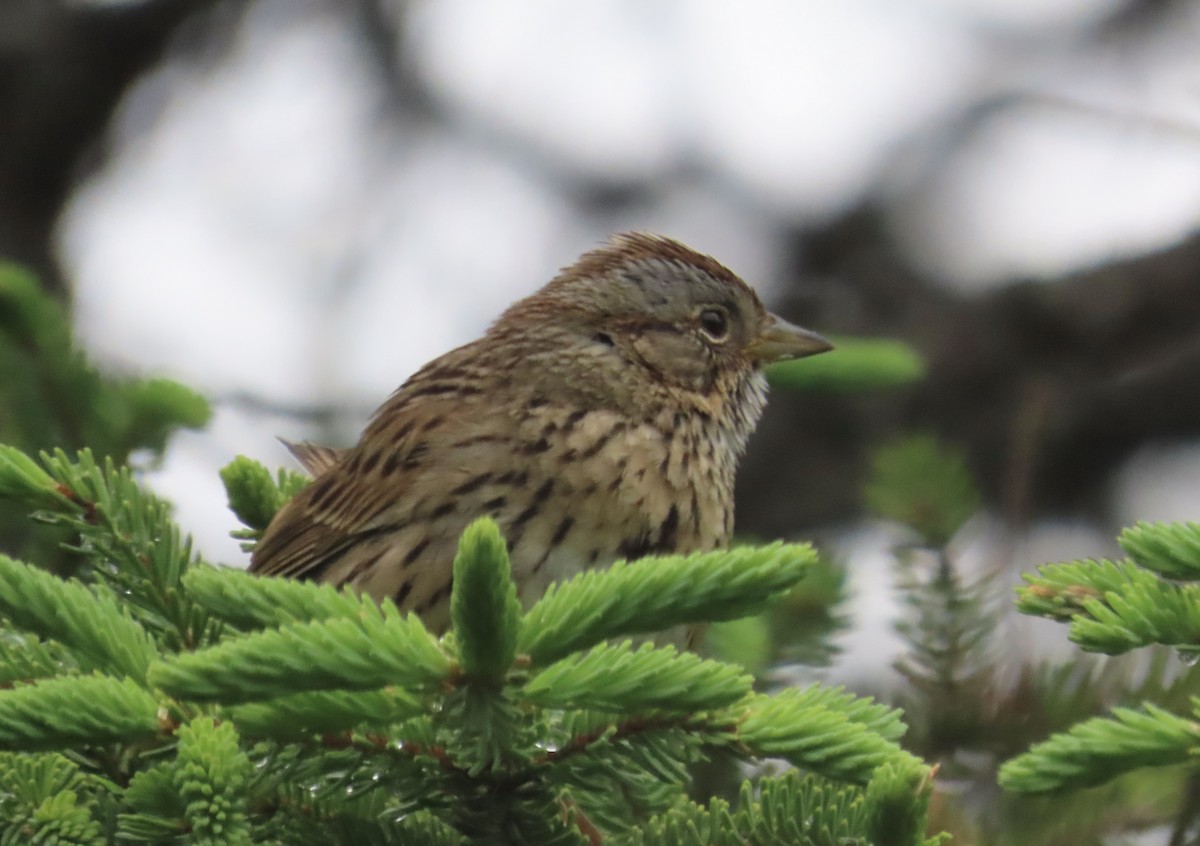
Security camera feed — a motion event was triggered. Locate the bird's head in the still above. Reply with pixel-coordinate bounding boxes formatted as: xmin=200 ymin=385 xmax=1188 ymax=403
xmin=493 ymin=233 xmax=830 ymax=417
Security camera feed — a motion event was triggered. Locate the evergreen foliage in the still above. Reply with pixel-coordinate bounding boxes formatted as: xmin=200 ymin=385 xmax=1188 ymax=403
xmin=0 ymin=264 xmax=210 ymax=572
xmin=0 ymin=264 xmax=209 ymax=458
xmin=1002 ymin=520 xmax=1200 ymax=797
xmin=765 ymin=338 xmax=925 ymax=393
xmin=220 ymin=456 xmax=309 ymax=548
xmin=621 ymin=765 xmax=944 ymax=846
xmin=863 ymin=436 xmax=997 ymax=757
xmin=855 ymin=435 xmax=1200 ymax=842
xmin=866 ymin=436 xmax=980 ymax=548
xmin=0 ymin=444 xmax=940 ymax=844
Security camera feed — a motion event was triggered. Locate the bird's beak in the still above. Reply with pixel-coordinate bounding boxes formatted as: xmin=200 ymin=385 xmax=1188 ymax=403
xmin=746 ymin=313 xmax=833 ymax=363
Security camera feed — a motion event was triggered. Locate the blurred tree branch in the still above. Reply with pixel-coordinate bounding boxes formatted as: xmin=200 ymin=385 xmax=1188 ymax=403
xmin=739 ymin=208 xmax=1200 ymax=536
xmin=0 ymin=0 xmax=225 ymax=290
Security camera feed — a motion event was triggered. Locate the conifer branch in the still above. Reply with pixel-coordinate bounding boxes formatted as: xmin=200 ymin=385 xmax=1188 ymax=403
xmin=184 ymin=563 xmax=385 ymax=630
xmin=451 ymin=518 xmax=521 ymax=683
xmin=5 ymin=448 xmax=218 ymax=651
xmin=519 ymin=542 xmax=816 ymax=665
xmin=149 ymin=609 xmax=451 ymax=703
xmin=0 ymin=444 xmax=63 ymax=505
xmin=999 ymin=703 xmax=1198 ymax=793
xmin=219 ymin=456 xmax=314 ymax=549
xmin=0 ymin=750 xmax=105 ymax=843
xmin=0 ymin=673 xmax=160 ymax=751
xmin=1005 ymin=519 xmax=1200 ymax=809
xmin=172 ymin=717 xmax=253 ymax=845
xmin=220 ymin=456 xmax=293 ymax=533
xmin=0 ymin=554 xmax=156 ymax=680
xmin=765 ymin=337 xmax=925 ymax=392
xmin=0 ymin=265 xmax=209 ymax=465
xmin=1018 ymin=558 xmax=1200 ymax=654
xmin=736 ymin=690 xmax=917 ymax=785
xmin=1120 ymin=521 xmax=1200 ymax=580
xmin=864 ymin=759 xmax=943 ymax=846
xmin=779 ymin=684 xmax=908 ymax=741
xmin=534 ymin=714 xmax=722 ymax=767
xmin=0 ymin=428 xmax=938 ymax=842
xmin=613 ymin=769 xmax=932 ymax=846
xmin=865 ymin=436 xmax=978 ymax=547
xmin=0 ymin=632 xmax=75 ymax=687
xmin=227 ymin=688 xmax=425 ymax=738
xmin=1017 ymin=558 xmax=1142 ymax=621
xmin=524 ymin=641 xmax=751 ymax=712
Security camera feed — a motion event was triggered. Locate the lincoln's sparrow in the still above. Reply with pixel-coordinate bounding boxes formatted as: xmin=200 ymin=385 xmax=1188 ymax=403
xmin=249 ymin=233 xmax=831 ymax=631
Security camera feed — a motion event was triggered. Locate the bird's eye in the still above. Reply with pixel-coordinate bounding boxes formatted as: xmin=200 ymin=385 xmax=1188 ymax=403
xmin=593 ymin=331 xmax=615 ymax=348
xmin=698 ymin=308 xmax=729 ymax=341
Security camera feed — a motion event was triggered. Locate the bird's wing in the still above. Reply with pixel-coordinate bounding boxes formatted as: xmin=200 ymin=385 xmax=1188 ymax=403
xmin=280 ymin=439 xmax=346 ymax=476
xmin=248 ymin=395 xmax=499 ymax=582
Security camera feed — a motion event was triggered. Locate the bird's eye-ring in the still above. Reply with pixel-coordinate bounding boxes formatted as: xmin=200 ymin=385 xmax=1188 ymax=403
xmin=698 ymin=308 xmax=730 ymax=341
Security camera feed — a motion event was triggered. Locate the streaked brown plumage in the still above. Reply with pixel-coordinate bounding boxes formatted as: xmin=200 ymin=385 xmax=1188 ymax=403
xmin=249 ymin=233 xmax=831 ymax=632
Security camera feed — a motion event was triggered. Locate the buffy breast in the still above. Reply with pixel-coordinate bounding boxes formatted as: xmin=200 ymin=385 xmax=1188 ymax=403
xmin=508 ymin=406 xmax=732 ymax=602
